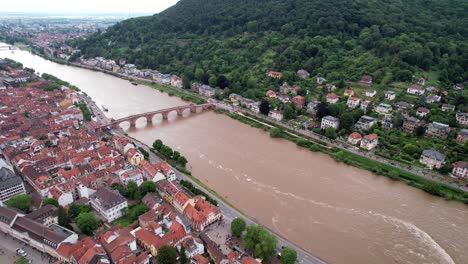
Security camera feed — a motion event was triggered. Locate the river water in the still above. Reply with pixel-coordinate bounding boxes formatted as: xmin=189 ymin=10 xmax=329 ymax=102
xmin=2 ymin=47 xmax=467 ymax=264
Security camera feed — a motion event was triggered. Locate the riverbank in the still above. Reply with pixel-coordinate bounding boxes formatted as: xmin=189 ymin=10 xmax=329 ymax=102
xmin=225 ymin=110 xmax=468 ymax=204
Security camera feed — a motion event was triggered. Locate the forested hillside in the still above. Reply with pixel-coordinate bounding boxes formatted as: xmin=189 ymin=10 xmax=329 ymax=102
xmin=75 ymin=0 xmax=468 ymax=95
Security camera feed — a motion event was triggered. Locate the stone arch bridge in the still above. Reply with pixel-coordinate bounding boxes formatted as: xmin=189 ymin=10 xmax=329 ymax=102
xmin=97 ymin=103 xmax=214 ymax=130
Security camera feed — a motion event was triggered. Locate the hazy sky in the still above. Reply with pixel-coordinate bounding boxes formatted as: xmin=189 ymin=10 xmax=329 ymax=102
xmin=1 ymin=0 xmax=180 ymax=14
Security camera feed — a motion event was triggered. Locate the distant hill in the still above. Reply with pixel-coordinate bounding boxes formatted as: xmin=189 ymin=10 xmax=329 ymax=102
xmin=76 ymin=0 xmax=468 ymax=95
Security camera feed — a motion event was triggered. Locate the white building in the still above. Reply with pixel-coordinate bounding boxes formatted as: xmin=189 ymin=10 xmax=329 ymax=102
xmin=347 ymin=97 xmax=361 ymax=108
xmin=118 ymin=168 xmax=144 ymax=187
xmin=360 ymin=134 xmax=379 ymax=150
xmin=180 ymin=237 xmax=205 ymax=258
xmin=198 ymin=85 xmax=215 ymax=97
xmin=419 ymin=149 xmax=445 ymax=169
xmin=321 ymin=116 xmax=339 ymax=130
xmin=384 ymin=91 xmax=396 ymax=100
xmin=375 ymin=103 xmax=392 ymax=114
xmin=268 ymin=110 xmax=284 ymax=121
xmin=90 ymin=188 xmax=128 ymax=222
xmin=452 ymin=161 xmax=468 ymax=179
xmin=0 ymin=168 xmax=26 ymax=202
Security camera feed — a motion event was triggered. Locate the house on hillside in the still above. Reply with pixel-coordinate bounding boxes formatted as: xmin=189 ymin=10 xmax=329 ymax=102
xmin=426 ymin=122 xmax=451 ymax=138
xmin=407 ymin=85 xmax=425 ymax=95
xmin=452 ymin=161 xmax=468 ymax=179
xmin=456 ymin=112 xmax=468 ymax=126
xmin=292 ymin=95 xmax=305 ymax=108
xmin=348 ymin=132 xmax=362 ymax=145
xmin=360 ymin=134 xmax=378 ymax=150
xmin=416 ymin=77 xmax=426 ymax=86
xmin=360 ymin=100 xmax=371 ymax=111
xmin=316 ymin=77 xmax=326 ymax=84
xmin=457 ymin=129 xmax=468 ymax=143
xmin=403 ymin=116 xmax=421 ymax=134
xmin=359 ymin=75 xmax=373 ymax=86
xmin=321 ymin=116 xmax=339 ymax=130
xmin=365 ymin=89 xmax=377 ymax=97
xmin=347 ymin=97 xmax=361 ymax=109
xmin=268 ymin=110 xmax=283 ymax=121
xmin=344 ymin=88 xmax=354 ymax=97
xmin=375 ymin=103 xmax=392 ymax=114
xmin=355 ymin=116 xmax=376 ymax=130
xmin=416 ymin=107 xmax=429 ymax=118
xmin=266 ymin=90 xmax=277 ymax=98
xmin=441 ymin=104 xmax=455 ymax=112
xmin=297 ymin=69 xmax=310 ymax=79
xmin=419 ymin=149 xmax=445 ymax=169
xmin=384 ymin=91 xmax=396 ymax=101
xmin=266 ymin=71 xmax=283 ymax=79
xmin=326 ymin=93 xmax=339 ymax=104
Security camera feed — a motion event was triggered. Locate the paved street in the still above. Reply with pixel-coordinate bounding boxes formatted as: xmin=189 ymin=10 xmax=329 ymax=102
xmin=0 ymin=232 xmax=49 ymax=264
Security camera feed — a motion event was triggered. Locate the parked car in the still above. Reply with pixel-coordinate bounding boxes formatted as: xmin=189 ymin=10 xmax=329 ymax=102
xmin=16 ymin=248 xmax=27 ymax=257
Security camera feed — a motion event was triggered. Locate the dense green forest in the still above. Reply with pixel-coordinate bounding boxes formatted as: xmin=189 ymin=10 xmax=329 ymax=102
xmin=75 ymin=0 xmax=468 ymax=95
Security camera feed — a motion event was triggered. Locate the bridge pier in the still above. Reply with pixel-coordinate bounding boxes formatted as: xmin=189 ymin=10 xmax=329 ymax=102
xmin=190 ymin=106 xmax=197 ymax=113
xmin=177 ymin=109 xmax=184 ymax=117
xmin=129 ymin=119 xmax=137 ymax=128
xmin=162 ymin=112 xmax=169 ymax=120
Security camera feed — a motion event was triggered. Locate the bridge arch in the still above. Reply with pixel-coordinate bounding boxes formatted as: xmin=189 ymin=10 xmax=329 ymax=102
xmin=95 ymin=103 xmax=214 ymax=131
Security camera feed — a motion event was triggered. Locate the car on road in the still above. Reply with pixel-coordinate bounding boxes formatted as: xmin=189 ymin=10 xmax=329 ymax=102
xmin=16 ymin=248 xmax=27 ymax=257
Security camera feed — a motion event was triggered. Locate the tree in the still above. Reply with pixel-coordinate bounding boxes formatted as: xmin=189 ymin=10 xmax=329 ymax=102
xmin=216 ymin=75 xmax=230 ymax=89
xmin=231 ymin=217 xmax=247 ymax=237
xmin=68 ymin=203 xmax=92 ymax=219
xmin=152 ymin=139 xmax=163 ymax=150
xmin=140 ymin=181 xmax=156 ymax=196
xmin=316 ymin=102 xmax=329 ymax=119
xmin=173 ymin=151 xmax=181 ymax=161
xmin=42 ymin=198 xmax=59 ymax=208
xmin=126 ymin=181 xmax=139 ymax=199
xmin=259 ymin=100 xmax=270 ymax=115
xmin=403 ymin=144 xmax=418 ymax=155
xmin=325 ymin=127 xmax=337 ymax=139
xmin=180 ymin=246 xmax=188 ymax=264
xmin=58 ymin=206 xmax=72 ymax=229
xmin=111 ymin=182 xmax=126 ymax=196
xmin=6 ymin=194 xmax=32 ymax=213
xmin=160 ymin=145 xmax=174 ymax=159
xmin=177 ymin=156 xmax=188 ymax=166
xmin=76 ymin=212 xmax=100 ymax=235
xmin=157 ymin=245 xmax=177 ymax=264
xmin=243 ymin=225 xmax=278 ymax=259
xmin=128 ymin=204 xmax=148 ymax=219
xmin=392 ymin=112 xmax=405 ymax=128
xmin=283 ymin=105 xmax=295 ymax=120
xmin=327 ymin=104 xmax=343 ymax=117
xmin=339 ymin=113 xmax=354 ymax=130
xmin=270 ymin=127 xmax=283 ymax=138
xmin=281 ymin=247 xmax=297 ymax=264
xmin=415 ymin=125 xmax=426 ymax=137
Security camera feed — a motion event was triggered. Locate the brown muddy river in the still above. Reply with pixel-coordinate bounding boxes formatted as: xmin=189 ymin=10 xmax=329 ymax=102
xmin=2 ymin=46 xmax=467 ymax=264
